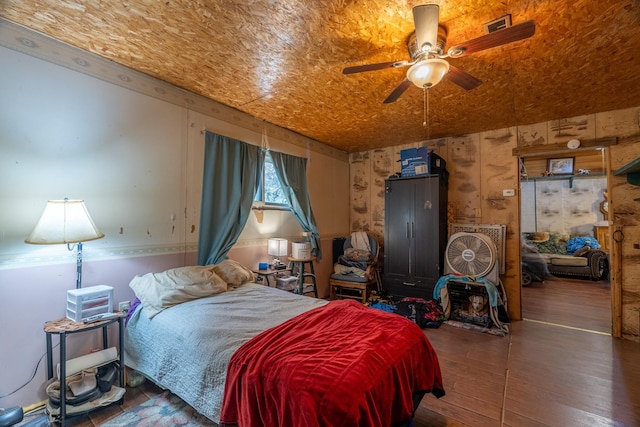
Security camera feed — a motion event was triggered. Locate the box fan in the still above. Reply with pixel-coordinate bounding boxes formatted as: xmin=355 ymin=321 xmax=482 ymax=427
xmin=441 ymin=232 xmax=508 ymax=331
xmin=444 ymin=232 xmax=499 ymax=284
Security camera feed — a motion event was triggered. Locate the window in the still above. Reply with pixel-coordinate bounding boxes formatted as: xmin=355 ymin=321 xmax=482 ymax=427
xmin=256 ymin=154 xmax=288 ymax=206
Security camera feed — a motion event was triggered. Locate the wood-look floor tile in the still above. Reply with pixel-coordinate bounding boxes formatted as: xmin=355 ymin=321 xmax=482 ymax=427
xmin=81 ymin=278 xmax=639 ymax=427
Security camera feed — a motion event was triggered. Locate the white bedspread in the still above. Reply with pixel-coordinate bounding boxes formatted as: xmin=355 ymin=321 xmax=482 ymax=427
xmin=124 ymin=283 xmax=327 ymax=423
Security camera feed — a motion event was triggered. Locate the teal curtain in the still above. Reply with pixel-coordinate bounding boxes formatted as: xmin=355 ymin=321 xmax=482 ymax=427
xmin=197 ymin=132 xmax=265 ymax=265
xmin=269 ymin=150 xmax=322 ymax=260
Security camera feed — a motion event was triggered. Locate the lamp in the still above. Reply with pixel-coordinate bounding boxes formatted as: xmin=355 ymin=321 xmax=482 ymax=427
xmin=25 ymin=198 xmax=104 ymax=289
xmin=268 ymin=238 xmax=288 ymax=269
xmin=406 ymin=58 xmax=450 ymax=89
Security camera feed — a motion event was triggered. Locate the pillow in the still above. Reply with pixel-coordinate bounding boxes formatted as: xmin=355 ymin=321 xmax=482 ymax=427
xmin=213 ymin=259 xmax=256 ymax=286
xmin=573 ymin=246 xmax=591 ymax=257
xmin=530 ymin=232 xmax=549 ymax=243
xmin=344 ymin=247 xmax=372 ymax=262
xmin=129 ymin=265 xmax=228 ymax=319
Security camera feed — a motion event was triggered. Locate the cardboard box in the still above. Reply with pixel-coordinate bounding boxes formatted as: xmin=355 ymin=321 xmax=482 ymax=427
xmin=400 ymin=148 xmax=447 ymax=177
xmin=400 ymin=147 xmax=429 ymax=177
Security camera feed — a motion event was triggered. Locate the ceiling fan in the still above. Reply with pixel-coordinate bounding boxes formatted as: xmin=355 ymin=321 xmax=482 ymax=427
xmin=343 ymin=4 xmax=536 ymax=103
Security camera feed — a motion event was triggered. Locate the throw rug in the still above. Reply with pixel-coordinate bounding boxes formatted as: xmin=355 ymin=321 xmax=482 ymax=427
xmin=101 ymin=391 xmax=216 ymax=427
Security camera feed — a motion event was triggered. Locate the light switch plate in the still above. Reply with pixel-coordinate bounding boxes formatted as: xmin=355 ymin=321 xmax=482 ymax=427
xmin=503 ymin=189 xmax=515 ymax=197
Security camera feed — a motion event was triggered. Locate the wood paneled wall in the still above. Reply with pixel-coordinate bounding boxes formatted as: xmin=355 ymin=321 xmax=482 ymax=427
xmin=350 ymin=107 xmax=640 ymax=340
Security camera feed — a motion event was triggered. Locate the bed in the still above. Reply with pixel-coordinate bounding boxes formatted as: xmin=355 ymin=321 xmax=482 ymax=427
xmin=124 ymin=262 xmax=444 ymax=426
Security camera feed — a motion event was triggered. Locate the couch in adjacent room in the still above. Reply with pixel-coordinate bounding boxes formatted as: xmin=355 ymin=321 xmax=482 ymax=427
xmin=522 ymin=232 xmax=609 ymax=281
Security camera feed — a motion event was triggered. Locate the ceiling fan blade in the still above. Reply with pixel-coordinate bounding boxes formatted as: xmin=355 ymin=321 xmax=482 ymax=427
xmin=383 ymin=79 xmax=413 ymax=104
xmin=447 ymin=20 xmax=536 ymax=57
xmin=412 ymin=4 xmax=440 ymax=53
xmin=446 ymin=65 xmax=482 ymax=90
xmin=342 ymin=60 xmax=409 ymax=75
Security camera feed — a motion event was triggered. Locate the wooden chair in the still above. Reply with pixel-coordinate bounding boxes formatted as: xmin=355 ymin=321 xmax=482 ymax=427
xmin=329 ymin=233 xmax=381 ymax=304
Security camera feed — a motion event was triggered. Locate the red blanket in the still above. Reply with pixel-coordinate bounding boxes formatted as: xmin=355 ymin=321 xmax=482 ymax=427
xmin=219 ymin=299 xmax=444 ymax=427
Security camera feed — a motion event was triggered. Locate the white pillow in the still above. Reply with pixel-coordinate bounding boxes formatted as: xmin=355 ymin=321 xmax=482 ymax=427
xmin=130 ymin=265 xmax=228 ymax=318
xmin=213 ymin=259 xmax=256 ymax=286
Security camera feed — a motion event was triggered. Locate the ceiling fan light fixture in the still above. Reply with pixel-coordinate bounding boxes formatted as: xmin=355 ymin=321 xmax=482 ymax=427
xmin=406 ymin=58 xmax=450 ymax=88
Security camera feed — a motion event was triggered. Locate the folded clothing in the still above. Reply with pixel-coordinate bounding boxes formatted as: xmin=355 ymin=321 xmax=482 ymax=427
xmin=333 ymin=263 xmax=366 ymax=277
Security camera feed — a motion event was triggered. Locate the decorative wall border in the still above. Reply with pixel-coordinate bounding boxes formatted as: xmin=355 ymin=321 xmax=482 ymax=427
xmin=0 ymin=234 xmax=345 ymax=269
xmin=0 ymin=244 xmax=199 ymax=270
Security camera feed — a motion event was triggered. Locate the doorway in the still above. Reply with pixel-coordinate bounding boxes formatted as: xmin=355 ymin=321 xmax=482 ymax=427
xmin=519 ymin=148 xmax=612 ymax=333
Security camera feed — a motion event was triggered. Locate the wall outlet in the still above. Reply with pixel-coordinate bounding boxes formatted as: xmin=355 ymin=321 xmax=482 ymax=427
xmin=118 ymin=300 xmax=131 ymax=314
xmin=503 ymin=189 xmax=516 ymax=197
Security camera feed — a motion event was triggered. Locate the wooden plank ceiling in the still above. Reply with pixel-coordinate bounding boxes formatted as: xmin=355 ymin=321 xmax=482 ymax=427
xmin=2 ymin=0 xmax=640 ymax=153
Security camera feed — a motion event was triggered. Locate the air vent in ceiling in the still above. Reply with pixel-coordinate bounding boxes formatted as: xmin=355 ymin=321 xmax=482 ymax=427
xmin=484 ymin=14 xmax=512 ymax=34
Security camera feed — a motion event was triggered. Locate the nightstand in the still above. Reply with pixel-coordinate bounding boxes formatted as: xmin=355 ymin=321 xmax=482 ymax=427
xmin=253 ymin=267 xmax=293 ymax=287
xmin=44 ymin=313 xmax=125 ymax=426
xmin=253 ymin=268 xmax=279 ymax=287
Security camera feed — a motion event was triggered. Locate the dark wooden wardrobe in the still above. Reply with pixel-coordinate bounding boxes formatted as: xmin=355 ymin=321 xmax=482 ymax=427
xmin=383 ymin=174 xmax=448 ymax=299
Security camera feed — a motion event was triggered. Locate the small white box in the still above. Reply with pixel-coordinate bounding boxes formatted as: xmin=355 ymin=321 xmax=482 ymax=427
xmin=66 ymin=285 xmax=114 ymax=322
xmin=291 ymin=242 xmax=311 ymax=259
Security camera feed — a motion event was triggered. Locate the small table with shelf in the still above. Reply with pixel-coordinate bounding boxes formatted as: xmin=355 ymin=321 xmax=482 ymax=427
xmin=252 ymin=268 xmax=289 ymax=287
xmin=44 ymin=313 xmax=125 ymax=426
xmin=287 ymin=256 xmax=318 ymax=297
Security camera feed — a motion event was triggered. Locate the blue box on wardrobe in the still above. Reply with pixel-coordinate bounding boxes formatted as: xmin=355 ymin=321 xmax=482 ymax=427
xmin=400 ymin=148 xmax=446 ymax=177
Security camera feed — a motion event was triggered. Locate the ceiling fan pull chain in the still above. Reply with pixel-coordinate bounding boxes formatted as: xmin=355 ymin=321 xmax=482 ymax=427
xmin=423 ymin=88 xmax=430 ymax=141
xmin=423 ymin=87 xmax=427 ymax=128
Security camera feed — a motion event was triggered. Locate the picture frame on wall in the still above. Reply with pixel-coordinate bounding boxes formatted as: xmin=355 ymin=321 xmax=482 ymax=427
xmin=547 ymin=157 xmax=574 ymax=175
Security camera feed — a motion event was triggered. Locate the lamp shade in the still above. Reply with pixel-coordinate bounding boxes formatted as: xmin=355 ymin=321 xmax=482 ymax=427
xmin=406 ymin=58 xmax=450 ymax=89
xmin=267 ymin=238 xmax=288 ymax=257
xmin=25 ymin=199 xmax=104 ymax=245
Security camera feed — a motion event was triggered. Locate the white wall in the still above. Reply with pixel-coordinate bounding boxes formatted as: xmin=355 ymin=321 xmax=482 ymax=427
xmin=0 ymin=35 xmax=349 ymax=408
xmin=1 ymin=47 xmax=187 ymax=259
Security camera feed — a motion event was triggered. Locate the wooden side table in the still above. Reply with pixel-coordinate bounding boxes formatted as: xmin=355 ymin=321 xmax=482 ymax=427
xmin=287 ymin=256 xmax=318 ymax=297
xmin=253 ymin=266 xmax=294 ymax=287
xmin=594 ymin=225 xmax=610 ymax=252
xmin=44 ymin=313 xmax=125 ymax=426
xmin=253 ymin=268 xmax=278 ymax=286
